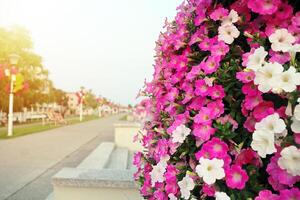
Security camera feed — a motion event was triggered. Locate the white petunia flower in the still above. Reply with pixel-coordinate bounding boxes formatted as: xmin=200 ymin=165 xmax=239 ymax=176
xmin=172 ymin=124 xmax=191 ymax=143
xmin=215 ymin=192 xmax=231 ymax=200
xmin=255 ymin=113 xmax=286 ymax=134
xmin=247 ymin=47 xmax=268 ymax=71
xmin=254 ymin=62 xmax=284 ymax=93
xmin=168 ymin=194 xmax=177 ymax=200
xmin=277 ymin=66 xmax=300 ymax=93
xmin=195 ymin=157 xmax=225 ymax=185
xmin=178 ymin=174 xmax=195 ymax=199
xmin=150 ymin=159 xmax=168 ymax=186
xmin=221 ymin=9 xmax=239 ymax=26
xmin=218 ymin=24 xmax=240 ymax=44
xmin=251 ymin=130 xmax=276 ymax=158
xmin=294 ymin=104 xmax=300 ymax=121
xmin=278 ymin=146 xmax=300 ymax=176
xmin=269 ymin=28 xmax=296 ymax=52
xmin=291 ymin=117 xmax=300 ymax=133
xmin=289 ymin=43 xmax=300 ymax=59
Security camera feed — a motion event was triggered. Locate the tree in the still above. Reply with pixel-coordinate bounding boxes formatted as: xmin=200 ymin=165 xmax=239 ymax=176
xmin=0 ymin=26 xmax=65 ymax=112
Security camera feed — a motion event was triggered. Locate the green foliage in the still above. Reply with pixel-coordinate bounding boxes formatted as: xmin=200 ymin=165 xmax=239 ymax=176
xmin=0 ymin=26 xmax=69 ymax=112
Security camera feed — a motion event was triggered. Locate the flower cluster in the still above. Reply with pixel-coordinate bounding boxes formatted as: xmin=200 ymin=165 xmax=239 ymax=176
xmin=134 ymin=0 xmax=300 ymax=199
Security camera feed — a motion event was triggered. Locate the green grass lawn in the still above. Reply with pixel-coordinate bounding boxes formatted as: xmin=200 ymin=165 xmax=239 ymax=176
xmin=0 ymin=115 xmax=99 ymax=139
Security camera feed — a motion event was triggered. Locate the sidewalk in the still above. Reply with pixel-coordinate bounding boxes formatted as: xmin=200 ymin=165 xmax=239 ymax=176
xmin=0 ymin=114 xmax=121 ymax=200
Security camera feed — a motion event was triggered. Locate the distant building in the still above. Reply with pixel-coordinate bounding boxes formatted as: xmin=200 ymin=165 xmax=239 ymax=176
xmin=66 ymin=93 xmax=78 ymax=110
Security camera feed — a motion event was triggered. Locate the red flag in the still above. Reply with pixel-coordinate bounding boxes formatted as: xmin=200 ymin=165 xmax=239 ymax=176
xmin=0 ymin=66 xmax=4 ymax=80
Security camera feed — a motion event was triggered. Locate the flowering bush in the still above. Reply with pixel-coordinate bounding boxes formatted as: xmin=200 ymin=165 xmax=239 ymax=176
xmin=134 ymin=0 xmax=300 ymax=199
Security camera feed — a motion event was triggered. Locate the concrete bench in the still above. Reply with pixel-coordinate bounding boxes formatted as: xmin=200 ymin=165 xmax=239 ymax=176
xmin=77 ymin=142 xmax=115 ymax=169
xmin=47 ymin=142 xmax=140 ymax=200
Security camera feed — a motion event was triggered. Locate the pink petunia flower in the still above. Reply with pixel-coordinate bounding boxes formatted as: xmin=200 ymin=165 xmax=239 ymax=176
xmin=242 ymin=83 xmax=259 ymax=96
xmin=165 ymin=164 xmax=179 ymax=195
xmin=207 ymin=100 xmax=224 ymax=118
xmin=193 ymin=123 xmax=215 ymax=142
xmin=210 ymin=7 xmax=229 ymax=21
xmin=201 ymin=56 xmax=221 ymax=75
xmin=202 ymin=184 xmax=215 ymax=197
xmin=208 ymin=85 xmax=225 ymax=99
xmin=244 ymin=115 xmax=257 ymax=132
xmin=235 ymin=148 xmax=261 ymax=167
xmin=295 ymin=134 xmax=300 ymax=145
xmin=202 ymin=137 xmax=229 ymax=158
xmin=188 ymin=97 xmax=206 ymax=111
xmin=292 ymin=12 xmax=300 ymax=31
xmin=195 ymin=79 xmax=210 ymax=96
xmin=279 ymin=188 xmax=300 ymax=200
xmin=236 ymin=71 xmax=255 ymax=83
xmin=133 ymin=152 xmax=143 ymax=168
xmin=194 ymin=107 xmax=213 ymax=124
xmin=186 ymin=63 xmax=202 ymax=81
xmin=247 ymin=0 xmax=281 ymax=15
xmin=275 ymin=3 xmax=293 ymax=20
xmin=244 ymin=94 xmax=263 ymax=111
xmin=255 ymin=190 xmax=279 ymax=200
xmin=194 ymin=8 xmax=206 ymax=26
xmin=253 ymin=102 xmax=275 ymax=121
xmin=199 ymin=37 xmax=213 ymax=51
xmin=211 ymin=41 xmax=230 ymax=57
xmin=269 ymin=50 xmax=291 ymax=65
xmin=267 ymin=153 xmax=300 ymax=189
xmin=225 ymin=165 xmax=249 ymax=189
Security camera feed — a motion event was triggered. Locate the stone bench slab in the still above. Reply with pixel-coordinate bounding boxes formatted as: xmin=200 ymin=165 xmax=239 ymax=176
xmin=52 ymin=168 xmax=137 ymax=189
xmin=77 ymin=142 xmax=115 ymax=170
xmin=105 ymin=148 xmax=128 ymax=170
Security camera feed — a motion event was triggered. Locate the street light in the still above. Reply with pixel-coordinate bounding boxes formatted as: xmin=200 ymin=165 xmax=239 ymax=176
xmin=77 ymin=87 xmax=86 ymax=122
xmin=7 ymin=54 xmax=20 ymax=137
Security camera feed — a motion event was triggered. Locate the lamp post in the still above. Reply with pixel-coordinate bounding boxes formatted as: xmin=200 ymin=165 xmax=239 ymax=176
xmin=7 ymin=54 xmax=20 ymax=137
xmin=77 ymin=87 xmax=86 ymax=122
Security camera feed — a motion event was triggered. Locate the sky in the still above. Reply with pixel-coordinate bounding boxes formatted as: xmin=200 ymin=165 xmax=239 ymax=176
xmin=0 ymin=0 xmax=180 ymax=105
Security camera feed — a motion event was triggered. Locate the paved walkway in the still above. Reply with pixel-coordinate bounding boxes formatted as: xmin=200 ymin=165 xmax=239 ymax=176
xmin=0 ymin=115 xmax=121 ymax=200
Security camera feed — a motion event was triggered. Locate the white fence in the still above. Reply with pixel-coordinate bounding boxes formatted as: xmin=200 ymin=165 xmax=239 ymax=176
xmin=0 ymin=111 xmax=47 ymax=124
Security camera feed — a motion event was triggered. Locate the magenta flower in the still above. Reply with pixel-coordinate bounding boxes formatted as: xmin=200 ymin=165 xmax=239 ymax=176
xmin=236 ymin=71 xmax=255 ymax=84
xmin=255 ymin=190 xmax=279 ymax=200
xmin=207 ymin=100 xmax=224 ymax=118
xmin=199 ymin=37 xmax=213 ymax=51
xmin=244 ymin=95 xmax=263 ymax=110
xmin=210 ymin=7 xmax=229 ymax=21
xmin=275 ymin=3 xmax=293 ymax=20
xmin=292 ymin=12 xmax=300 ymax=31
xmin=208 ymin=85 xmax=225 ymax=99
xmin=253 ymin=101 xmax=275 ymax=121
xmin=165 ymin=165 xmax=179 ymax=195
xmin=193 ymin=123 xmax=215 ymax=142
xmin=269 ymin=50 xmax=290 ymax=65
xmin=247 ymin=0 xmax=281 ymax=15
xmin=136 ymin=0 xmax=300 ymax=198
xmin=211 ymin=41 xmax=230 ymax=57
xmin=202 ymin=184 xmax=216 ymax=197
xmin=266 ymin=153 xmax=300 ymax=189
xmin=242 ymin=83 xmax=259 ymax=96
xmin=201 ymin=56 xmax=221 ymax=75
xmin=194 ymin=107 xmax=213 ymax=124
xmin=225 ymin=165 xmax=249 ymax=189
xmin=202 ymin=137 xmax=229 ymax=158
xmin=133 ymin=152 xmax=142 ymax=168
xmin=195 ymin=79 xmax=210 ymax=96
xmin=235 ymin=148 xmax=261 ymax=167
xmin=279 ymin=188 xmax=300 ymax=200
xmin=244 ymin=115 xmax=257 ymax=132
